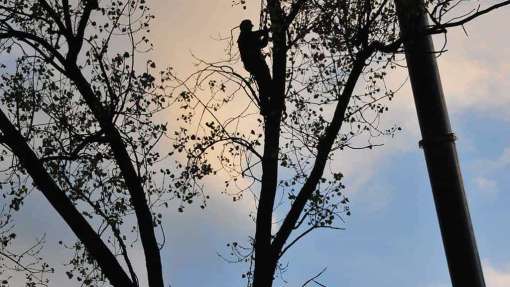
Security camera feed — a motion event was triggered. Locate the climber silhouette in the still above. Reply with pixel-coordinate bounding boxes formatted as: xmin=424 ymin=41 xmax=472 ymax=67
xmin=237 ymin=19 xmax=272 ymax=115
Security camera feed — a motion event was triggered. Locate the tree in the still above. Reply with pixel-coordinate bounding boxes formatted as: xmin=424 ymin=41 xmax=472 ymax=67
xmin=175 ymin=0 xmax=510 ymax=286
xmin=0 ymin=1 xmax=188 ymax=286
xmin=0 ymin=0 xmax=508 ymax=286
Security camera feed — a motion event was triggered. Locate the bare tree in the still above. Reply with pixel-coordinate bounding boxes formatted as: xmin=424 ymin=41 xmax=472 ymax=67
xmin=175 ymin=0 xmax=510 ymax=286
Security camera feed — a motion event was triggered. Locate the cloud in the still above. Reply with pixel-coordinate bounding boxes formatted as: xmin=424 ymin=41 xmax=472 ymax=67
xmin=474 ymin=176 xmax=499 ymax=194
xmin=424 ymin=260 xmax=510 ymax=287
xmin=434 ymin=8 xmax=510 ymax=121
xmin=484 ymin=260 xmax=510 ymax=287
xmin=151 ymin=0 xmax=260 ymax=75
xmin=474 ymin=147 xmax=510 ymax=171
xmin=438 ymin=53 xmax=510 ymax=120
xmin=493 ymin=147 xmax=510 ymax=169
xmin=4 ymin=3 xmax=509 ymax=287
xmin=468 ymin=147 xmax=509 ymax=197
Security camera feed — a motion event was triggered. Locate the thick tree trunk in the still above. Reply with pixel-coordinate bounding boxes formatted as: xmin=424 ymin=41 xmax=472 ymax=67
xmin=253 ymin=110 xmax=282 ymax=287
xmin=0 ymin=110 xmax=135 ymax=287
xmin=252 ymin=1 xmax=287 ymax=286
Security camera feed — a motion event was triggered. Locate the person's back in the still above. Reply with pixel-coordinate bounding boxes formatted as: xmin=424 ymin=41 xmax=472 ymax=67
xmin=237 ymin=20 xmax=268 ymax=73
xmin=237 ymin=19 xmax=272 ymax=115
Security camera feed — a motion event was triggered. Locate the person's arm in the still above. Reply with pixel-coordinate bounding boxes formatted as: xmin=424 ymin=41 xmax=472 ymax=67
xmin=254 ymin=29 xmax=269 ymax=48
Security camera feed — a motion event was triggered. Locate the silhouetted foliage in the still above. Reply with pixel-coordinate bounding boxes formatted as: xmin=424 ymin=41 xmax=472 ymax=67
xmin=176 ymin=0 xmax=510 ymax=286
xmin=0 ymin=0 xmax=508 ymax=286
xmin=0 ymin=1 xmax=187 ymax=286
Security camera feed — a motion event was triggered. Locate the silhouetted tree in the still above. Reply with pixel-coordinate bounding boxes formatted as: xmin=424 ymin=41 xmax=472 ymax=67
xmin=175 ymin=0 xmax=510 ymax=286
xmin=0 ymin=0 xmax=508 ymax=286
xmin=0 ymin=1 xmax=190 ymax=286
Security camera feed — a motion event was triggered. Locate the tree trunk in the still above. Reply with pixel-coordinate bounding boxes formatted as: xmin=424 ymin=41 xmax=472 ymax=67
xmin=252 ymin=1 xmax=287 ymax=285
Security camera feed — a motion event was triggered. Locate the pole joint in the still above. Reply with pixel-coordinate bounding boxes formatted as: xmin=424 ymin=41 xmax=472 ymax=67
xmin=418 ymin=132 xmax=457 ymax=149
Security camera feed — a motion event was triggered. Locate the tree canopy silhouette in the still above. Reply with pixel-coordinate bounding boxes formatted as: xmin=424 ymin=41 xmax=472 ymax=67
xmin=0 ymin=0 xmax=508 ymax=286
xmin=176 ymin=0 xmax=510 ymax=286
xmin=0 ymin=1 xmax=188 ymax=286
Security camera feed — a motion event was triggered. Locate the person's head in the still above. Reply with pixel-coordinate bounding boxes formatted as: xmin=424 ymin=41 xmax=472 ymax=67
xmin=240 ymin=19 xmax=253 ymax=32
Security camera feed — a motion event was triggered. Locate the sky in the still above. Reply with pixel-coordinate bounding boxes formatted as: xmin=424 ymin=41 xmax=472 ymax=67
xmin=3 ymin=1 xmax=510 ymax=287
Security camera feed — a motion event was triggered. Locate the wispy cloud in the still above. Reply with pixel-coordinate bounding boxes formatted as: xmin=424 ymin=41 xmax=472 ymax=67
xmin=484 ymin=260 xmax=510 ymax=287
xmin=435 ymin=8 xmax=510 ymax=121
xmin=424 ymin=260 xmax=510 ymax=287
xmin=474 ymin=176 xmax=500 ymax=194
xmin=474 ymin=147 xmax=510 ymax=171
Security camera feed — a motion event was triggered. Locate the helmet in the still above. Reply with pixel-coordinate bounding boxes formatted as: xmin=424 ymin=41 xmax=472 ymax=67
xmin=240 ymin=19 xmax=253 ymax=32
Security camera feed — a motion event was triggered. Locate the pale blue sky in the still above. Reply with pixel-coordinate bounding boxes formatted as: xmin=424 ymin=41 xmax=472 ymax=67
xmin=3 ymin=1 xmax=510 ymax=287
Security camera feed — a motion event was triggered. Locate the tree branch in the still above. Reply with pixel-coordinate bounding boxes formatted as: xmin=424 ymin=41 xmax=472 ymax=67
xmin=39 ymin=0 xmax=72 ymax=40
xmin=0 ymin=109 xmax=134 ymax=287
xmin=0 ymin=30 xmax=67 ymax=66
xmin=271 ymin=53 xmax=367 ymax=257
xmin=431 ymin=1 xmax=510 ymax=32
xmin=66 ymin=65 xmax=165 ymax=287
xmin=67 ymin=0 xmax=98 ymax=63
xmin=283 ymin=0 xmax=307 ymax=29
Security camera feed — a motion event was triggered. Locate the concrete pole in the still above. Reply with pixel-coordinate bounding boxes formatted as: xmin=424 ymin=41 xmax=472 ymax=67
xmin=394 ymin=1 xmax=485 ymax=286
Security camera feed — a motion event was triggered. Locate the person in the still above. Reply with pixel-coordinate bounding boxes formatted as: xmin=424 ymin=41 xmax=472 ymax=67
xmin=237 ymin=19 xmax=272 ymax=115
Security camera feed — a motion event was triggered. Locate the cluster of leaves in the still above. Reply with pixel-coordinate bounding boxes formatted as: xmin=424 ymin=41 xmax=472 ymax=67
xmin=177 ymin=0 xmax=403 ymax=247
xmin=0 ymin=231 xmax=52 ymax=287
xmin=172 ymin=0 xmax=506 ymax=284
xmin=169 ymin=69 xmax=264 ymax=204
xmin=0 ymin=0 xmax=505 ymax=286
xmin=0 ymin=0 xmax=188 ymax=285
xmin=283 ymin=0 xmax=400 ymax=149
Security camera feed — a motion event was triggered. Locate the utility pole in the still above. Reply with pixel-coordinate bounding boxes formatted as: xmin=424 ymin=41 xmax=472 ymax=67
xmin=394 ymin=1 xmax=485 ymax=286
